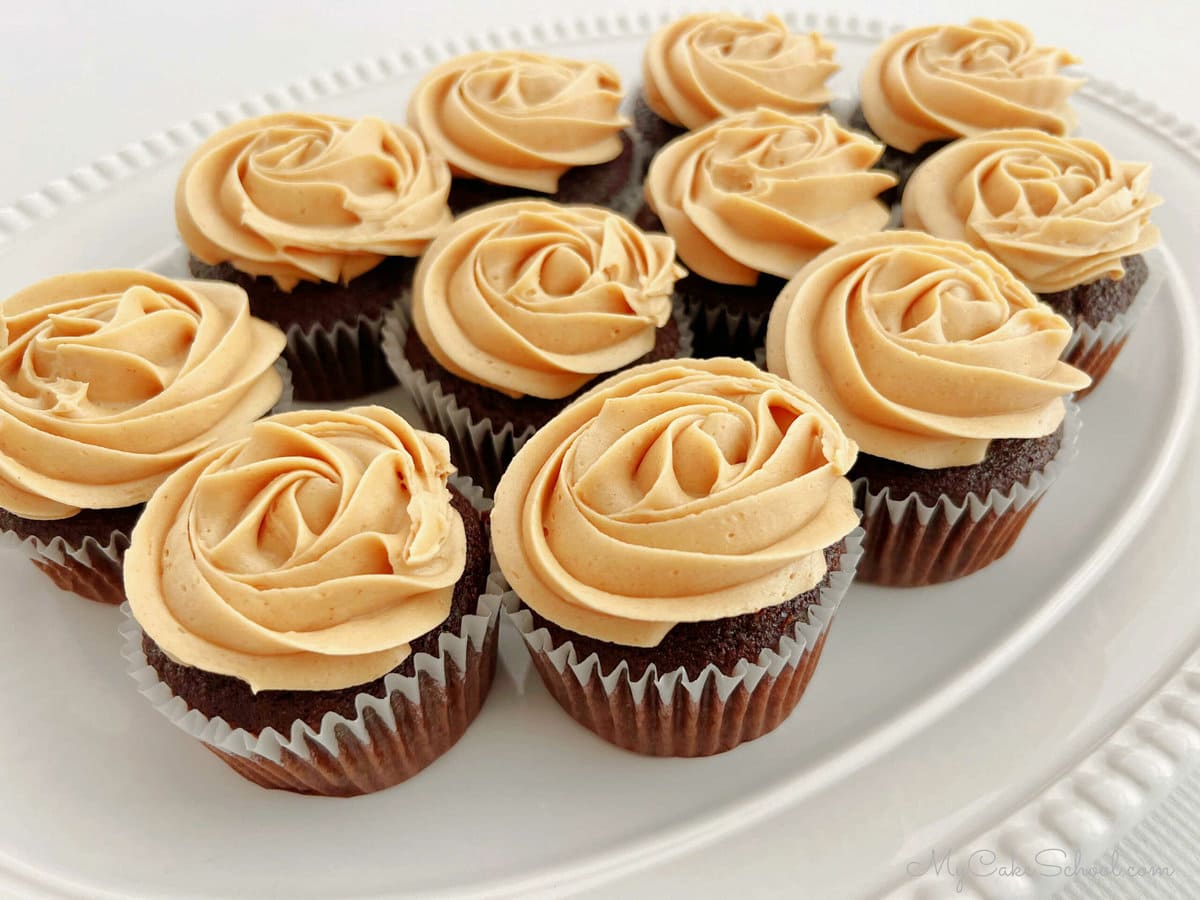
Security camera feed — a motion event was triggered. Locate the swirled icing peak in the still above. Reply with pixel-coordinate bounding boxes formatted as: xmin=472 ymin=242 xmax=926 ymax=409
xmin=492 ymin=357 xmax=859 ymax=647
xmin=645 ymin=108 xmax=895 ymax=284
xmin=125 ymin=406 xmax=467 ymax=693
xmin=860 ymin=19 xmax=1083 ymax=153
xmin=176 ymin=112 xmax=452 ymax=291
xmin=765 ymin=232 xmax=1091 ymax=468
xmin=412 ymin=200 xmax=685 ymax=399
xmin=0 ymin=271 xmax=286 ymax=520
xmin=902 ymin=129 xmax=1161 ymax=293
xmin=643 ymin=13 xmax=838 ymax=129
xmin=408 ymin=51 xmax=629 ymax=192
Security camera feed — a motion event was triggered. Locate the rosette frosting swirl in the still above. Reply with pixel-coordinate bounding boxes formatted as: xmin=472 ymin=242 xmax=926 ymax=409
xmin=643 ymin=13 xmax=838 ymax=129
xmin=0 ymin=271 xmax=286 ymax=520
xmin=408 ymin=51 xmax=629 ymax=192
xmin=126 ymin=406 xmax=467 ymax=692
xmin=860 ymin=19 xmax=1083 ymax=153
xmin=765 ymin=232 xmax=1092 ymax=468
xmin=492 ymin=358 xmax=859 ymax=647
xmin=902 ymin=129 xmax=1161 ymax=293
xmin=412 ymin=200 xmax=685 ymax=399
xmin=644 ymin=108 xmax=896 ymax=284
xmin=176 ymin=112 xmax=452 ymax=291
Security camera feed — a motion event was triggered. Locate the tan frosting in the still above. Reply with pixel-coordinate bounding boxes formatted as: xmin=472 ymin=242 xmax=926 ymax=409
xmin=644 ymin=108 xmax=895 ymax=285
xmin=0 ymin=271 xmax=285 ymax=520
xmin=643 ymin=13 xmax=838 ymax=129
xmin=765 ymin=232 xmax=1092 ymax=469
xmin=176 ymin=112 xmax=452 ymax=291
xmin=412 ymin=200 xmax=685 ymax=400
xmin=492 ymin=357 xmax=859 ymax=647
xmin=408 ymin=51 xmax=629 ymax=193
xmin=125 ymin=406 xmax=467 ymax=693
xmin=860 ymin=19 xmax=1083 ymax=153
xmin=902 ymin=129 xmax=1162 ymax=293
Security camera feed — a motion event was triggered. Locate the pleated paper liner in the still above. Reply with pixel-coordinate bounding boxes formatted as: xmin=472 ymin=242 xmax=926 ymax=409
xmin=281 ymin=311 xmax=396 ymax=403
xmin=120 ymin=477 xmax=503 ymax=797
xmin=855 ymin=401 xmax=1082 ymax=587
xmin=1061 ymin=250 xmax=1164 ymax=399
xmin=0 ymin=358 xmax=294 ymax=605
xmin=686 ymin=300 xmax=771 ymax=363
xmin=382 ymin=302 xmax=694 ymax=496
xmin=505 ymin=529 xmax=864 ymax=758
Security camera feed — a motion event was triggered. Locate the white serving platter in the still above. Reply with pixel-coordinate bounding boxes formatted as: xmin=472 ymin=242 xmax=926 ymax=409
xmin=1 ymin=12 xmax=1199 ymax=900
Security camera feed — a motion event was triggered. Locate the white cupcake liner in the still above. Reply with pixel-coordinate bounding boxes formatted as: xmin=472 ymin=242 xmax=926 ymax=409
xmin=854 ymin=400 xmax=1081 ymax=585
xmin=0 ymin=356 xmax=294 ymax=605
xmin=382 ymin=301 xmax=695 ymax=496
xmin=119 ymin=475 xmax=500 ymax=795
xmin=503 ymin=528 xmax=864 ymax=756
xmin=1058 ymin=249 xmax=1164 ymax=396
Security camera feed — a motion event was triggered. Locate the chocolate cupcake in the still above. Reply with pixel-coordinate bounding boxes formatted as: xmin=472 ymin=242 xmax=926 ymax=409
xmin=121 ymin=407 xmax=500 ymax=797
xmin=636 ymin=13 xmax=838 ymax=168
xmin=384 ymin=199 xmax=690 ymax=494
xmin=640 ymin=108 xmax=895 ymax=359
xmin=176 ymin=112 xmax=453 ymax=402
xmin=766 ymin=232 xmax=1090 ymax=586
xmin=407 ymin=51 xmax=639 ymax=216
xmin=493 ymin=357 xmax=862 ymax=756
xmin=0 ymin=270 xmax=286 ymax=604
xmin=852 ymin=19 xmax=1083 ymax=192
xmin=902 ymin=129 xmax=1162 ymax=396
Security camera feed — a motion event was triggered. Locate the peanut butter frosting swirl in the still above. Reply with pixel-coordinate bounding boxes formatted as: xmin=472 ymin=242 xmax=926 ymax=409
xmin=643 ymin=13 xmax=838 ymax=129
xmin=408 ymin=51 xmax=629 ymax=193
xmin=765 ymin=232 xmax=1091 ymax=469
xmin=860 ymin=19 xmax=1083 ymax=153
xmin=0 ymin=271 xmax=286 ymax=520
xmin=902 ymin=129 xmax=1162 ymax=293
xmin=644 ymin=108 xmax=895 ymax=285
xmin=126 ymin=406 xmax=467 ymax=693
xmin=412 ymin=200 xmax=685 ymax=399
xmin=176 ymin=112 xmax=452 ymax=291
xmin=492 ymin=358 xmax=859 ymax=647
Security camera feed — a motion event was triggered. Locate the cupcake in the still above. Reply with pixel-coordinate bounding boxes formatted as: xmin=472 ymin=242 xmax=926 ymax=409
xmin=766 ymin=232 xmax=1091 ymax=586
xmin=493 ymin=357 xmax=862 ymax=757
xmin=902 ymin=129 xmax=1162 ymax=396
xmin=636 ymin=12 xmax=838 ymax=165
xmin=851 ymin=19 xmax=1083 ymax=191
xmin=407 ymin=51 xmax=638 ymax=216
xmin=121 ymin=406 xmax=499 ymax=797
xmin=640 ymin=108 xmax=895 ymax=359
xmin=176 ymin=111 xmax=452 ymax=402
xmin=384 ymin=199 xmax=689 ymax=494
xmin=0 ymin=270 xmax=286 ymax=604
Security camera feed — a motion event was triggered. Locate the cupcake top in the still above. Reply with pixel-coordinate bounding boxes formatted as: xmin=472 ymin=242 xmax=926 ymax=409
xmin=125 ymin=406 xmax=467 ymax=693
xmin=411 ymin=200 xmax=685 ymax=400
xmin=408 ymin=51 xmax=629 ymax=193
xmin=492 ymin=357 xmax=859 ymax=647
xmin=902 ymin=129 xmax=1162 ymax=293
xmin=642 ymin=13 xmax=838 ymax=129
xmin=765 ymin=232 xmax=1091 ymax=469
xmin=860 ymin=19 xmax=1083 ymax=154
xmin=0 ymin=271 xmax=286 ymax=520
xmin=176 ymin=112 xmax=452 ymax=291
xmin=644 ymin=108 xmax=896 ymax=285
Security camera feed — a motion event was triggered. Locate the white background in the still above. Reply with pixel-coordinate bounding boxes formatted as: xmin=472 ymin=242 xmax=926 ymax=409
xmin=3 ymin=2 xmax=1200 ymax=898
xmin=2 ymin=0 xmax=1198 ymax=205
